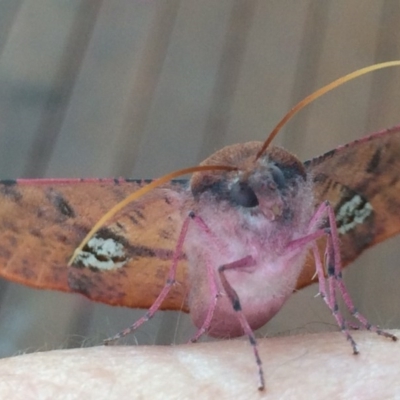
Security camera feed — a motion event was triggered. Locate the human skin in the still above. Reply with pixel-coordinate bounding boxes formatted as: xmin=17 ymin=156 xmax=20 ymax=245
xmin=0 ymin=330 xmax=398 ymax=400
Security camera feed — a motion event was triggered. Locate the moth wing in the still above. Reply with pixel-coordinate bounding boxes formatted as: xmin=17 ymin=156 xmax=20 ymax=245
xmin=0 ymin=179 xmax=189 ymax=310
xmin=297 ymin=126 xmax=400 ymax=288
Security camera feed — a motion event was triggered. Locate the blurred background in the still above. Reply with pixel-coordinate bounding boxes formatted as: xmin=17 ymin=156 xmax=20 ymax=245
xmin=0 ymin=0 xmax=399 ymax=357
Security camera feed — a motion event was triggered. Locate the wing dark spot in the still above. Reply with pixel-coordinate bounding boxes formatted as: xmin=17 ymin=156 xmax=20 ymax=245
xmin=125 ymin=178 xmax=153 ymax=184
xmin=47 ymin=191 xmax=76 ymax=218
xmin=1 ymin=219 xmax=19 ymax=233
xmin=0 ymin=179 xmax=17 ymax=186
xmin=0 ymin=245 xmax=11 ymax=259
xmin=134 ymin=209 xmax=145 ymax=220
xmin=68 ymin=274 xmax=92 ymax=295
xmin=304 ymin=148 xmax=336 ymax=169
xmin=0 ymin=183 xmax=22 ymax=202
xmin=158 ymin=228 xmax=172 ymax=240
xmin=366 ymin=147 xmax=381 ymax=173
xmin=129 ymin=245 xmax=157 ymax=259
xmin=29 ymin=228 xmax=43 ymax=238
xmin=389 ymin=175 xmax=399 ymax=187
xmin=5 ymin=235 xmax=17 ymax=247
xmin=19 ymin=265 xmax=37 ymax=281
xmin=321 ymin=148 xmax=336 ymax=159
xmin=93 ymin=227 xmax=160 ymax=259
xmin=53 ymin=232 xmax=69 ymax=244
xmin=128 ymin=214 xmax=140 ymax=226
xmin=115 ymin=222 xmax=126 ymax=231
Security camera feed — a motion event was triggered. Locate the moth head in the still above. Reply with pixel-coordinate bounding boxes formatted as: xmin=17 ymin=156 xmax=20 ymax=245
xmin=190 ymin=142 xmax=306 ymax=221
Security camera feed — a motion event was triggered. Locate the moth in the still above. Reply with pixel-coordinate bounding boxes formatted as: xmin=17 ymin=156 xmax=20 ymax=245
xmin=0 ymin=62 xmax=400 ymax=390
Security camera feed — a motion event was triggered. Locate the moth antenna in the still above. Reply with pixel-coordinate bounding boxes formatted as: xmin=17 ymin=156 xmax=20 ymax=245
xmin=68 ymin=165 xmax=236 ymax=266
xmin=256 ymin=60 xmax=400 ymax=159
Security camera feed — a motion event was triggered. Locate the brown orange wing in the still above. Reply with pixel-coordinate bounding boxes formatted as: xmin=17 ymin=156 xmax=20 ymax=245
xmin=1 ymin=127 xmax=399 ymax=311
xmin=297 ymin=125 xmax=400 ymax=288
xmin=0 ymin=178 xmax=190 ymax=311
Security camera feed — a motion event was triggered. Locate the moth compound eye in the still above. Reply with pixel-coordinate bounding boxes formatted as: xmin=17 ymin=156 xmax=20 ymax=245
xmin=230 ymin=181 xmax=259 ymax=208
xmin=270 ymin=165 xmax=286 ymax=189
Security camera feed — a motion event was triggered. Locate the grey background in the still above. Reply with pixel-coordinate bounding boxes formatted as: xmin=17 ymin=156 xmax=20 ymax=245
xmin=0 ymin=0 xmax=399 ymax=357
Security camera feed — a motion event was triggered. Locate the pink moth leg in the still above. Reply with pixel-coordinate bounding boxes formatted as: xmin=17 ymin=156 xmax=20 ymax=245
xmin=104 ymin=214 xmax=192 ymax=344
xmin=311 ymin=240 xmax=359 ymax=353
xmin=218 ymin=256 xmax=264 ymax=391
xmin=323 ymin=203 xmax=397 ymax=344
xmin=298 ymin=201 xmax=397 ymax=354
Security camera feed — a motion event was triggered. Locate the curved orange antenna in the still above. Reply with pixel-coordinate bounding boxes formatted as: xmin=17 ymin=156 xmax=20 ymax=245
xmin=256 ymin=60 xmax=400 ymax=159
xmin=68 ymin=164 xmax=236 ymax=265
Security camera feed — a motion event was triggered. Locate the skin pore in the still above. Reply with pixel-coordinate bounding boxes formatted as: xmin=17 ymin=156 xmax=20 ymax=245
xmin=0 ymin=330 xmax=398 ymax=400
